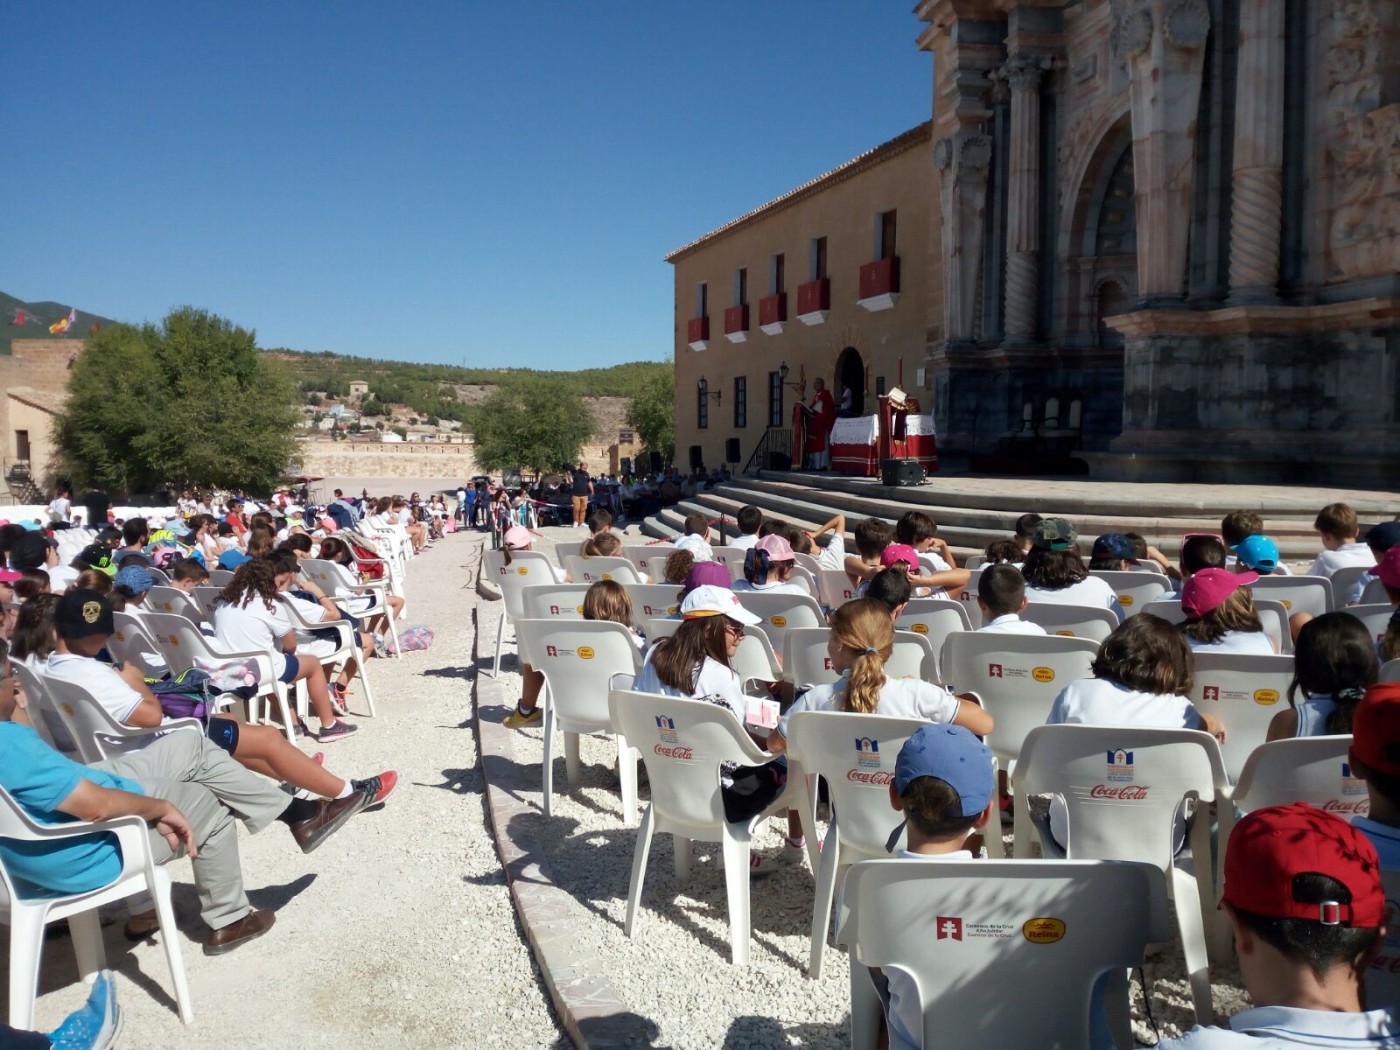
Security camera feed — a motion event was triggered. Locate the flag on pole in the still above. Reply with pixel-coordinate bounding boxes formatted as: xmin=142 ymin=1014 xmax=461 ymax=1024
xmin=48 ymin=307 xmax=76 ymax=335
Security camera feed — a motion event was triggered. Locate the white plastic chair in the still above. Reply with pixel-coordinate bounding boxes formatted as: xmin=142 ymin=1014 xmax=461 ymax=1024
xmin=1329 ymin=564 xmax=1374 ymax=609
xmin=521 ymin=583 xmax=592 ymax=620
xmin=146 ymin=585 xmax=202 ymax=623
xmin=1347 ymin=603 xmax=1397 ymax=649
xmin=300 ymin=558 xmax=403 ymax=658
xmin=621 ymin=584 xmax=683 ymax=630
xmin=643 ymin=617 xmax=680 ymax=641
xmin=894 ymin=599 xmax=970 ymax=684
xmin=1359 ymin=577 xmax=1389 ymax=605
xmin=784 ymin=711 xmax=929 ymax=979
xmin=1014 ymin=724 xmax=1227 ymax=1024
xmin=940 ymin=632 xmax=1099 ymax=781
xmin=8 ymin=660 xmax=75 ymax=753
xmin=38 ymin=673 xmax=203 ymax=764
xmin=609 ymin=689 xmax=791 ymax=965
xmin=788 ymin=564 xmax=819 ymax=599
xmin=1020 ymin=603 xmax=1120 ymax=642
xmin=554 ymin=539 xmax=583 ymax=571
xmin=110 ymin=611 xmax=172 ymax=680
xmin=141 ymin=611 xmax=296 ymax=744
xmin=1188 ymin=652 xmax=1296 ymax=781
xmin=842 ymin=858 xmax=1159 ymax=1050
xmin=0 ymin=787 xmax=194 ymax=1028
xmin=1144 ymin=597 xmax=1289 ymax=653
xmin=620 ymin=544 xmax=676 ymax=581
xmin=516 ymin=620 xmax=643 ymax=821
xmin=191 ymin=585 xmax=223 ymax=622
xmin=1248 ymin=575 xmax=1333 ymax=618
xmin=817 ymin=568 xmax=859 ymax=610
xmin=483 ymin=548 xmax=560 ymax=677
xmin=206 ymin=569 xmax=234 ymax=586
xmin=1382 ymin=658 xmax=1400 ymax=684
xmin=956 ymin=565 xmax=985 ymax=627
xmin=711 ymin=546 xmax=748 ymax=581
xmin=732 ymin=631 xmax=783 ymax=691
xmin=563 ymin=555 xmax=647 ymax=586
xmin=784 ymin=628 xmax=841 ymax=690
xmin=1089 ymin=570 xmax=1173 ymax=616
xmin=279 ymin=596 xmax=377 ymax=717
xmin=734 ymin=592 xmax=826 ymax=656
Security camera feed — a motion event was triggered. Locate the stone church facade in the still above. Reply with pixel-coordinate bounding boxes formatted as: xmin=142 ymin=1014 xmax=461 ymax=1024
xmin=918 ymin=0 xmax=1398 ymax=483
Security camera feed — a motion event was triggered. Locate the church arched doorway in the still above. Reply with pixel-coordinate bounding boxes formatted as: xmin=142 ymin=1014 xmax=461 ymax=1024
xmin=835 ymin=347 xmax=864 ymax=417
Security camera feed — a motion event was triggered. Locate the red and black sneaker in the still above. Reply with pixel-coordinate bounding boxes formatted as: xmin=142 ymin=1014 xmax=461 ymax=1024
xmin=352 ymin=771 xmax=398 ymax=807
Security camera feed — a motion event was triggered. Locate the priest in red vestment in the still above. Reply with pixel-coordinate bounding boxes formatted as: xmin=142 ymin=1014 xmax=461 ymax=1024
xmin=800 ymin=377 xmax=837 ymax=469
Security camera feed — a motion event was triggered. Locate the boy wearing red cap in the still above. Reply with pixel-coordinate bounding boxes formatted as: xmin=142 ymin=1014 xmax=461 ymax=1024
xmin=1161 ymin=803 xmax=1397 ymax=1046
xmin=1349 ymin=682 xmax=1400 ymax=869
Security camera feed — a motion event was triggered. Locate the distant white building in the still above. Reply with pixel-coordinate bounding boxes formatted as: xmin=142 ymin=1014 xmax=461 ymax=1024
xmin=380 ymin=431 xmax=404 ymax=443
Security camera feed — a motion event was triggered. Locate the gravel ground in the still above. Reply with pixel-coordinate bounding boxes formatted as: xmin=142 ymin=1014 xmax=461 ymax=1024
xmin=10 ymin=534 xmax=567 ymax=1049
xmin=490 ymin=525 xmax=1253 ymax=1049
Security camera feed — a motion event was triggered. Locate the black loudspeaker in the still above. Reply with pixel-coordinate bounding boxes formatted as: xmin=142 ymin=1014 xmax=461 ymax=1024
xmin=724 ymin=438 xmax=741 ymax=463
xmin=689 ymin=445 xmax=704 ymax=470
xmin=649 ymin=451 xmax=663 ymax=473
xmin=620 ymin=457 xmax=632 ymax=475
xmin=881 ymin=458 xmax=925 ymax=486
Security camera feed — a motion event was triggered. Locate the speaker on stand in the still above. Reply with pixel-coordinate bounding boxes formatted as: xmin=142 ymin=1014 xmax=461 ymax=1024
xmin=689 ymin=445 xmax=704 ymax=470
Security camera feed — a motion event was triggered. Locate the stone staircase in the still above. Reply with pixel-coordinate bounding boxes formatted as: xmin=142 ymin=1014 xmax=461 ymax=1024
xmin=642 ymin=470 xmax=1399 ymax=564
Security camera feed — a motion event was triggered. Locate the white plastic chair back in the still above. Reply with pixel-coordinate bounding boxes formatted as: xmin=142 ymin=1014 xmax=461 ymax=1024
xmin=483 ymin=549 xmax=559 ymax=621
xmin=794 ymin=551 xmax=822 ymax=577
xmin=1188 ymin=652 xmax=1296 ymax=781
xmin=1090 ymin=570 xmax=1173 ymax=616
xmin=940 ymin=633 xmax=1099 ymax=773
xmin=192 ymin=585 xmax=223 ymax=621
xmin=735 ymin=591 xmax=826 ymax=655
xmin=787 ymin=564 xmax=818 ymax=598
xmin=784 ymin=711 xmax=928 ymax=978
xmin=1248 ymin=574 xmax=1333 ymax=617
xmin=1251 ymin=598 xmax=1291 ymax=654
xmin=1348 ymin=603 xmax=1397 ymax=650
xmin=842 ymin=858 xmax=1156 ymax=1050
xmin=711 ymin=546 xmax=747 ymax=581
xmin=895 ymin=599 xmax=970 ymax=683
xmin=1014 ymin=724 xmax=1226 ymax=1022
xmin=8 ymin=659 xmax=73 ymax=753
xmin=784 ymin=628 xmax=840 ymax=689
xmin=147 ymin=585 xmax=202 ymax=623
xmin=39 ymin=673 xmax=200 ymax=764
xmin=1142 ymin=598 xmax=1186 ymax=625
xmin=1359 ymin=577 xmax=1388 ymax=605
xmin=643 ymin=617 xmax=680 ymax=641
xmin=956 ymin=565 xmax=985 ymax=627
xmin=817 ymin=568 xmax=858 ymax=609
xmin=0 ymin=786 xmax=193 ymax=1028
xmin=609 ymin=689 xmax=786 ymax=965
xmin=620 ymin=544 xmax=676 ymax=580
xmin=1382 ymin=658 xmax=1400 ymax=684
xmin=1020 ymin=602 xmax=1119 ymax=642
xmin=563 ymin=555 xmax=646 ymax=586
xmin=554 ymin=539 xmax=583 ymax=571
xmin=732 ymin=631 xmax=782 ymax=687
xmin=278 ymin=596 xmax=376 ymax=717
xmin=110 ymin=611 xmax=169 ymax=679
xmin=515 ymin=620 xmax=643 ymax=821
xmin=621 ymin=584 xmax=682 ymax=630
xmin=1329 ymin=564 xmax=1374 ymax=609
xmin=207 ymin=569 xmax=234 ymax=586
xmin=1226 ymin=736 xmax=1359 ymax=816
xmin=963 ymin=553 xmax=986 ymax=569
xmin=521 ymin=583 xmax=592 ymax=621
xmin=886 ymin=632 xmax=938 ymax=684
xmin=1368 ymin=869 xmax=1400 ymax=1011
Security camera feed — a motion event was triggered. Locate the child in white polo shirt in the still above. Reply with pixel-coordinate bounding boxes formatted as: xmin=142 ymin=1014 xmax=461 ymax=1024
xmin=975 ymin=564 xmax=1046 ymax=635
xmin=1308 ymin=503 xmax=1376 ymax=580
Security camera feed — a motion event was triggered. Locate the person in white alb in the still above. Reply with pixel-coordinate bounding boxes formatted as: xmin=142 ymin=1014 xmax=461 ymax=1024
xmin=1307 ymin=503 xmax=1376 ymax=580
xmin=1157 ymin=803 xmax=1398 ymax=1047
xmin=975 ymin=563 xmax=1048 ymax=635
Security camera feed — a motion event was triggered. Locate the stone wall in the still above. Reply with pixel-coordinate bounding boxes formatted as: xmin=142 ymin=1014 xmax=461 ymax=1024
xmin=296 ymin=440 xmax=481 ymax=480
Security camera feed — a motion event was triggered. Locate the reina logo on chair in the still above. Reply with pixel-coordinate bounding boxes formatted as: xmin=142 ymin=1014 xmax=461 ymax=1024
xmin=1106 ymin=750 xmax=1134 ymax=783
xmin=854 ymin=737 xmax=880 ymax=769
xmin=655 ymin=715 xmax=678 ymax=743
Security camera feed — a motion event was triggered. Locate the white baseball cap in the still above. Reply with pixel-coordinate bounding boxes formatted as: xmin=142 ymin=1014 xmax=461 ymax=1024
xmin=680 ymin=585 xmax=760 ymax=625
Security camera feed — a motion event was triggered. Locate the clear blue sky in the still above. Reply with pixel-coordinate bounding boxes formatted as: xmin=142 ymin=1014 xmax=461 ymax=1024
xmin=3 ymin=3 xmax=931 ymax=369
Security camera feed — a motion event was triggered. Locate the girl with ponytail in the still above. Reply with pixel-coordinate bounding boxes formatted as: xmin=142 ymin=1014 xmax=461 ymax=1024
xmin=765 ymin=598 xmax=992 ymax=753
xmin=734 ymin=534 xmax=806 ymax=595
xmin=1268 ymin=612 xmax=1380 ymax=740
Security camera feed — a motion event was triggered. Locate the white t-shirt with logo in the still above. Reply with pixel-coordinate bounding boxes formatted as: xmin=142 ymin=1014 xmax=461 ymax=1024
xmin=776 ymin=674 xmax=960 ymax=739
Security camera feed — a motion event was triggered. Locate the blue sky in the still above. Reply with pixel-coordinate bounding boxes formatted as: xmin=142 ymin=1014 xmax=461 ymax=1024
xmin=3 ymin=4 xmax=930 ymax=369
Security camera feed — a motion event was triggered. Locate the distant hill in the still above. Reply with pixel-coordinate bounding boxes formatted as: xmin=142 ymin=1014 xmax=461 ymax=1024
xmin=0 ymin=291 xmax=118 ymax=355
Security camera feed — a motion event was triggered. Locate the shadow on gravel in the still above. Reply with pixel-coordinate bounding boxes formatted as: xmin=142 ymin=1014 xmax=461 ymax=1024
xmin=419 ymin=767 xmax=484 ymax=796
xmin=723 ymin=1014 xmax=791 ymax=1049
xmin=574 ymin=1010 xmax=664 ymax=1047
xmin=475 ymin=653 xmax=521 ymax=675
xmin=421 ymin=665 xmax=477 ymax=682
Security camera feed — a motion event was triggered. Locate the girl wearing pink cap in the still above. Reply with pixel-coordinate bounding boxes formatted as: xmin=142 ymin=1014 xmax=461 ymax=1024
xmin=1179 ymin=568 xmax=1276 ymax=655
xmin=733 ymin=534 xmax=806 ymax=595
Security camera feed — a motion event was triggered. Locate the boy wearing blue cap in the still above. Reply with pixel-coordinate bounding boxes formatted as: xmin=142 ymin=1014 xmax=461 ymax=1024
xmin=870 ymin=725 xmax=996 ymax=1050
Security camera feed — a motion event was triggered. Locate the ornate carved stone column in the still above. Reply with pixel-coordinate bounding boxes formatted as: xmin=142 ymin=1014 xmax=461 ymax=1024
xmin=1228 ymin=0 xmax=1286 ymax=299
xmin=935 ymin=132 xmax=994 ymax=342
xmin=1001 ymin=55 xmax=1049 ymax=340
xmin=1119 ymin=0 xmax=1211 ymax=302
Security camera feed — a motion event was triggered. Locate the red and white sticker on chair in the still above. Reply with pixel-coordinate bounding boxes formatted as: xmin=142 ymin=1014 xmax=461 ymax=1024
xmin=653 ymin=715 xmax=692 ymax=760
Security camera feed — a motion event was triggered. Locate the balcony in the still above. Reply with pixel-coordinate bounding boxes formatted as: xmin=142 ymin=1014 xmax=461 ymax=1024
xmin=758 ymin=293 xmax=787 ymax=336
xmin=796 ymin=277 xmax=830 ymax=326
xmin=687 ymin=315 xmax=709 ymax=351
xmin=858 ymin=257 xmax=900 ymax=312
xmin=723 ymin=304 xmax=749 ymax=344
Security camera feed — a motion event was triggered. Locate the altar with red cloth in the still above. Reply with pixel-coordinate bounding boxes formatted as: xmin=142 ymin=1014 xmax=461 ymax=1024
xmin=826 ymin=395 xmax=940 ymax=477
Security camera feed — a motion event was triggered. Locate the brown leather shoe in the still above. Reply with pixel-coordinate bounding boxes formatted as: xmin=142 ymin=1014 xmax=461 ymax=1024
xmin=289 ymin=791 xmax=370 ymax=854
xmin=204 ymin=908 xmax=275 ymax=956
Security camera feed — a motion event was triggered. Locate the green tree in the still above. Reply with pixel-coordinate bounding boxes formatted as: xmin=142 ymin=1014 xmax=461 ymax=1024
xmin=55 ymin=307 xmax=301 ymax=496
xmin=471 ymin=377 xmax=593 ymax=476
xmin=626 ymin=368 xmax=675 ymax=467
